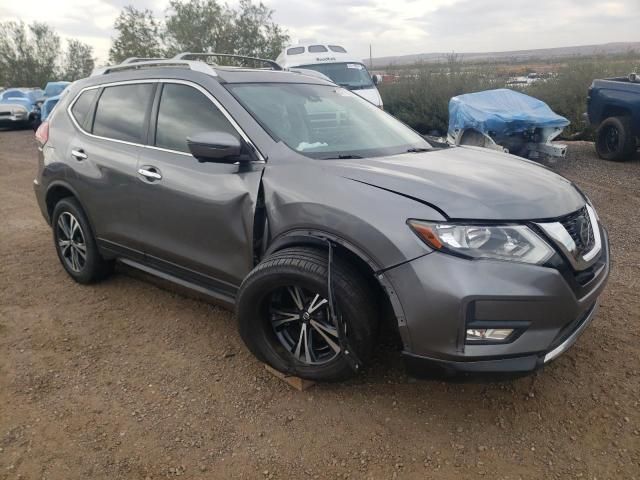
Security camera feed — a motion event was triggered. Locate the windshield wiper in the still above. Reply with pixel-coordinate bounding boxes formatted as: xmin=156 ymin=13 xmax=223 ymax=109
xmin=406 ymin=147 xmax=432 ymax=153
xmin=320 ymin=154 xmax=364 ymax=159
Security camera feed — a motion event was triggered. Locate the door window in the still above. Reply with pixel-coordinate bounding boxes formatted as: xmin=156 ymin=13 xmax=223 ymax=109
xmin=155 ymin=83 xmax=239 ymax=154
xmin=93 ymin=83 xmax=155 ymax=143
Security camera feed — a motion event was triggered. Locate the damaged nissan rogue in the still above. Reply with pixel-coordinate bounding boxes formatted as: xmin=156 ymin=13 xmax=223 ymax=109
xmin=33 ymin=55 xmax=610 ymax=381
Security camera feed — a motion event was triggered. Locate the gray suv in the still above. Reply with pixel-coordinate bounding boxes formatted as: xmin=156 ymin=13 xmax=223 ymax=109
xmin=33 ymin=55 xmax=610 ymax=381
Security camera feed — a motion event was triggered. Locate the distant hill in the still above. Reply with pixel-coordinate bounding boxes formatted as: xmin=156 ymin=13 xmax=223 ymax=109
xmin=368 ymin=42 xmax=640 ymax=67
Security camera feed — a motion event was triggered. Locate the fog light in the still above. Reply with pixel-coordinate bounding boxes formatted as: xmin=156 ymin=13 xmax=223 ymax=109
xmin=466 ymin=328 xmax=514 ymax=342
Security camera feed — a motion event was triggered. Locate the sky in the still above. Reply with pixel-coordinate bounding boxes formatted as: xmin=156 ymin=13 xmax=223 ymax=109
xmin=0 ymin=0 xmax=638 ymax=64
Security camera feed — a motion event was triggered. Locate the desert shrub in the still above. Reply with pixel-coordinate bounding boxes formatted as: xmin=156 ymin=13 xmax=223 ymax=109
xmin=380 ymin=54 xmax=640 ymax=137
xmin=380 ymin=62 xmax=496 ymax=135
xmin=526 ymin=56 xmax=640 ymax=136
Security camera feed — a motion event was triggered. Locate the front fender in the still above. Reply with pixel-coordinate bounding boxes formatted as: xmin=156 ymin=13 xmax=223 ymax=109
xmin=261 ymin=163 xmax=444 ymax=271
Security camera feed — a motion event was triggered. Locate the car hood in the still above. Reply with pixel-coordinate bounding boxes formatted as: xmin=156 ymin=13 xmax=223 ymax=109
xmin=0 ymin=97 xmax=35 ymax=110
xmin=330 ymin=146 xmax=585 ymax=220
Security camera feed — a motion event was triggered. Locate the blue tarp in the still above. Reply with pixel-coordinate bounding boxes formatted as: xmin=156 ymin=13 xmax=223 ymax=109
xmin=448 ymin=88 xmax=569 ymax=137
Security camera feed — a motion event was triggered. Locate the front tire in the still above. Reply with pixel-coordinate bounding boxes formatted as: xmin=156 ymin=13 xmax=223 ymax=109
xmin=595 ymin=116 xmax=636 ymax=161
xmin=52 ymin=197 xmax=113 ymax=284
xmin=236 ymin=247 xmax=378 ymax=381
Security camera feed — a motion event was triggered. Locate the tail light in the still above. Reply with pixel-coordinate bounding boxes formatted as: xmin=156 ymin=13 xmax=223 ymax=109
xmin=35 ymin=121 xmax=49 ymax=145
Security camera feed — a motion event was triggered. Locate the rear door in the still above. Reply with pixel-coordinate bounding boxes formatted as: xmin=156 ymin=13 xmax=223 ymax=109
xmin=134 ymin=81 xmax=264 ymax=293
xmin=66 ymin=82 xmax=156 ymax=257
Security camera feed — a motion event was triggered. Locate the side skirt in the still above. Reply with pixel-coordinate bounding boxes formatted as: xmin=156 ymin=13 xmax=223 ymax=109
xmin=118 ymin=257 xmax=236 ymax=308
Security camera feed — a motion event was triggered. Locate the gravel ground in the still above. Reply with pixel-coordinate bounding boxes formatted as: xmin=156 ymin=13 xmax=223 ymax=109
xmin=0 ymin=130 xmax=638 ymax=480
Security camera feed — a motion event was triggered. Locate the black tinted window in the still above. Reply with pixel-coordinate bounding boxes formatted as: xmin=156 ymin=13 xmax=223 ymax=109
xmin=93 ymin=84 xmax=154 ymax=143
xmin=71 ymin=89 xmax=98 ymax=128
xmin=308 ymin=45 xmax=328 ymax=53
xmin=155 ymin=83 xmax=238 ymax=153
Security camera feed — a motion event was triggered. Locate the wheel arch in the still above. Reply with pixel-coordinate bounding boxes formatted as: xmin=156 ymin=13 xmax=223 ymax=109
xmin=601 ymin=104 xmax=632 ymax=121
xmin=264 ymin=229 xmax=410 ymax=350
xmin=45 ymin=181 xmax=81 ymax=220
xmin=45 ymin=182 xmax=100 ymax=244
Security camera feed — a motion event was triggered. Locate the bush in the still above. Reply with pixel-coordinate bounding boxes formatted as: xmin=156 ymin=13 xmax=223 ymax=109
xmin=380 ymin=55 xmax=640 ymax=138
xmin=380 ymin=63 xmax=496 ymax=135
xmin=526 ymin=56 xmax=640 ymax=136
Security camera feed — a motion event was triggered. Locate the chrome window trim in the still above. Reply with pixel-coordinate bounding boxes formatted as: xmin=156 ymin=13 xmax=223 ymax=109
xmin=536 ymin=204 xmax=602 ymax=271
xmin=66 ymin=78 xmax=265 ymax=161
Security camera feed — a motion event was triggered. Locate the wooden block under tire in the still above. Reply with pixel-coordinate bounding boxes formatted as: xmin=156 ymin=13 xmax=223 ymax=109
xmin=264 ymin=364 xmax=316 ymax=391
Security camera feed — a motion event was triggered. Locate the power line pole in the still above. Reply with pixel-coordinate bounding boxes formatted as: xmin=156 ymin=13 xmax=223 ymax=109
xmin=369 ymin=44 xmax=373 ymax=70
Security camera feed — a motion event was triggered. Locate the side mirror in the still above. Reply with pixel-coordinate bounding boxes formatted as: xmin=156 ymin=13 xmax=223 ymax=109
xmin=372 ymin=74 xmax=383 ymax=86
xmin=187 ymin=131 xmax=243 ymax=163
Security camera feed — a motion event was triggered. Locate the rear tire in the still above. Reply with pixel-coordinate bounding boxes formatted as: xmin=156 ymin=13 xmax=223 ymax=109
xmin=595 ymin=116 xmax=636 ymax=161
xmin=52 ymin=197 xmax=113 ymax=284
xmin=236 ymin=246 xmax=378 ymax=381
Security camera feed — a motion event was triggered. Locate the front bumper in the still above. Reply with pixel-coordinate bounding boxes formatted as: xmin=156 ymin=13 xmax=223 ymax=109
xmin=0 ymin=113 xmax=29 ymax=126
xmin=403 ymin=301 xmax=598 ymax=376
xmin=384 ymin=226 xmax=610 ymax=376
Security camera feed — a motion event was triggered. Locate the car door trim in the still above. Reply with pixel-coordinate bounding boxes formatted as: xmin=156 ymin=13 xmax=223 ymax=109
xmin=66 ymin=78 xmax=265 ymax=161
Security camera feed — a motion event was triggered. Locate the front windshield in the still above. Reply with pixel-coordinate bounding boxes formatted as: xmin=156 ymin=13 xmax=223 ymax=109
xmin=298 ymin=62 xmax=374 ymax=90
xmin=228 ymin=83 xmax=430 ymax=159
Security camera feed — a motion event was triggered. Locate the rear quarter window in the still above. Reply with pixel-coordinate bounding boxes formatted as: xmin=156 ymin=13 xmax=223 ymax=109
xmin=70 ymin=89 xmax=98 ymax=128
xmin=92 ymin=84 xmax=155 ymax=143
xmin=287 ymin=47 xmax=305 ymax=55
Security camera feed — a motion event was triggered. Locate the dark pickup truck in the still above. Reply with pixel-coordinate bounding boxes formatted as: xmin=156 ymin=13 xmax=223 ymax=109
xmin=587 ymin=73 xmax=640 ymax=161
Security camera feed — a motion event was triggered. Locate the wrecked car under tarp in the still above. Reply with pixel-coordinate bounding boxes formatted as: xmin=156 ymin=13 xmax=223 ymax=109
xmin=447 ymin=88 xmax=570 ymax=160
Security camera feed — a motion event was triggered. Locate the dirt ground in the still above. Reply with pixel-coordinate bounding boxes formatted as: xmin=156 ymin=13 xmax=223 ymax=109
xmin=0 ymin=129 xmax=638 ymax=480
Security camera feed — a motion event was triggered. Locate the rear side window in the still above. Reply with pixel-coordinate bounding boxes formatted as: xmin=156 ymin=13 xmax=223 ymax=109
xmin=308 ymin=45 xmax=328 ymax=53
xmin=287 ymin=47 xmax=305 ymax=55
xmin=93 ymin=84 xmax=155 ymax=143
xmin=329 ymin=45 xmax=347 ymax=53
xmin=155 ymin=83 xmax=238 ymax=154
xmin=70 ymin=89 xmax=98 ymax=128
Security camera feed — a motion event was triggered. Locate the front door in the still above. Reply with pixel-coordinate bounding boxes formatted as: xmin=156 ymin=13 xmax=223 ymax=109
xmin=135 ymin=81 xmax=264 ymax=293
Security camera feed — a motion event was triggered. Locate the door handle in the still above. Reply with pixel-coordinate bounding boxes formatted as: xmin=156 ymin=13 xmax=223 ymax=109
xmin=137 ymin=167 xmax=162 ymax=181
xmin=71 ymin=149 xmax=87 ymax=161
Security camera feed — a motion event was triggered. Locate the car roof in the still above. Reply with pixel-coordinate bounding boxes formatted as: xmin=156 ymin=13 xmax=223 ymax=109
xmin=84 ymin=60 xmax=336 ymax=87
xmin=213 ymin=67 xmax=334 ymax=85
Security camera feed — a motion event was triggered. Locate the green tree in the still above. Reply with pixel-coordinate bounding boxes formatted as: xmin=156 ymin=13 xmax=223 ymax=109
xmin=164 ymin=0 xmax=234 ymax=56
xmin=108 ymin=6 xmax=163 ymax=63
xmin=63 ymin=39 xmax=95 ymax=80
xmin=163 ymin=0 xmax=288 ymax=62
xmin=232 ymin=0 xmax=289 ymax=60
xmin=0 ymin=21 xmax=60 ymax=87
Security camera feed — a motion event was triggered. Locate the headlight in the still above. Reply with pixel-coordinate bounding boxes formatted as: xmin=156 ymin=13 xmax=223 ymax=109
xmin=11 ymin=106 xmax=27 ymax=115
xmin=408 ymin=220 xmax=554 ymax=265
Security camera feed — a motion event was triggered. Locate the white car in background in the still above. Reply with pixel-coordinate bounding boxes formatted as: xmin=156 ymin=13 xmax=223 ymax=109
xmin=276 ymin=42 xmax=383 ymax=108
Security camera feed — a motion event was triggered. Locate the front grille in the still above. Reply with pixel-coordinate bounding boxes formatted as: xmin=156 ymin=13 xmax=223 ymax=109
xmin=560 ymin=207 xmax=595 ymax=256
xmin=0 ymin=111 xmax=11 ymax=117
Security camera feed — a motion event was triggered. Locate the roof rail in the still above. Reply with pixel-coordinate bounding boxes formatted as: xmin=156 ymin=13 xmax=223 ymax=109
xmin=120 ymin=57 xmax=167 ymax=64
xmin=172 ymin=52 xmax=282 ymax=70
xmin=90 ymin=59 xmax=218 ymax=77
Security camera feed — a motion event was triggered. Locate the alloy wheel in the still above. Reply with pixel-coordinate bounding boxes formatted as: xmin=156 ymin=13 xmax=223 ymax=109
xmin=603 ymin=125 xmax=620 ymax=153
xmin=268 ymin=285 xmax=342 ymax=365
xmin=56 ymin=212 xmax=87 ymax=273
